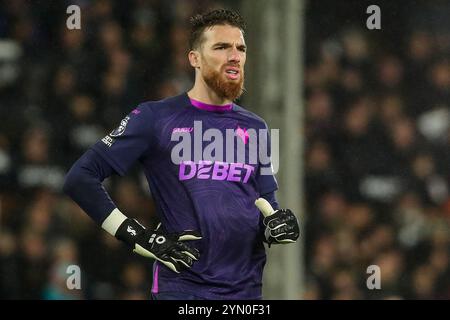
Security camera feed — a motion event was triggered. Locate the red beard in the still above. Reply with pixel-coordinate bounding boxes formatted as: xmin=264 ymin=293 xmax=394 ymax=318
xmin=202 ymin=61 xmax=245 ymax=101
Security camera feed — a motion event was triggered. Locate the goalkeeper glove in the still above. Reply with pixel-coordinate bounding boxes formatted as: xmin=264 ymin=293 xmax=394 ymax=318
xmin=263 ymin=209 xmax=299 ymax=246
xmin=115 ymin=218 xmax=202 ymax=273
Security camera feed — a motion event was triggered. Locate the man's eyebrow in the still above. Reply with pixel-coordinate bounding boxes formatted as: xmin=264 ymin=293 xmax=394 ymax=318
xmin=212 ymin=42 xmax=247 ymax=49
xmin=212 ymin=42 xmax=232 ymax=47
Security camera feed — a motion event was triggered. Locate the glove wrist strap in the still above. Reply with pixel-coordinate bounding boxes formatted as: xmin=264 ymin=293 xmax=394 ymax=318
xmin=115 ymin=218 xmax=146 ymax=248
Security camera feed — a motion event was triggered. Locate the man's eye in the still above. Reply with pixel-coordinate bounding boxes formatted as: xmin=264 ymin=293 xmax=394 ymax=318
xmin=216 ymin=46 xmax=225 ymax=50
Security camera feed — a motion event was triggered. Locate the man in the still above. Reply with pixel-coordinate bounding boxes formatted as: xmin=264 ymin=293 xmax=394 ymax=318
xmin=64 ymin=9 xmax=299 ymax=300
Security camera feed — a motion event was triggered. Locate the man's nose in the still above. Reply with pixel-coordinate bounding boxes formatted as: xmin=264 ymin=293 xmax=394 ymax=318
xmin=228 ymin=47 xmax=241 ymax=63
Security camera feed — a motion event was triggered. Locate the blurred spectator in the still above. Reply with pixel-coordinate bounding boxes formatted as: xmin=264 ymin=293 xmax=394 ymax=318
xmin=118 ymin=262 xmax=149 ymax=300
xmin=0 ymin=229 xmax=20 ymax=298
xmin=43 ymin=238 xmax=83 ymax=300
xmin=0 ymin=133 xmax=14 ymax=190
xmin=17 ymin=126 xmax=66 ymax=191
xmin=17 ymin=229 xmax=49 ymax=299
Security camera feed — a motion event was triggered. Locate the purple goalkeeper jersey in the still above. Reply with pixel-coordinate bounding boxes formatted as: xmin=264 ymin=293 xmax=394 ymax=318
xmin=92 ymin=93 xmax=278 ymax=299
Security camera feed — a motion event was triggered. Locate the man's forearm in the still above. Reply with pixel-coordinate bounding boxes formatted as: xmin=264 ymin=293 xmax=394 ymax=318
xmin=63 ymin=149 xmax=201 ymax=272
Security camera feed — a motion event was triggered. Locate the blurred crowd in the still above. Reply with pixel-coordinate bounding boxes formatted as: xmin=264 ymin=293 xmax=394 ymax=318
xmin=303 ymin=1 xmax=450 ymax=299
xmin=0 ymin=0 xmax=449 ymax=300
xmin=0 ymin=0 xmax=231 ymax=300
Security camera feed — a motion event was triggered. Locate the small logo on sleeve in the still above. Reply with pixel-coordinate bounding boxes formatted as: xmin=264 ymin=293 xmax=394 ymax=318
xmin=110 ymin=116 xmax=130 ymax=137
xmin=101 ymin=135 xmax=115 ymax=147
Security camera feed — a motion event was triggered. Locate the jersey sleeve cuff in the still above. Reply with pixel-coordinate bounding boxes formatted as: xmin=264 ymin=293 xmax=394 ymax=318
xmin=101 ymin=208 xmax=128 ymax=236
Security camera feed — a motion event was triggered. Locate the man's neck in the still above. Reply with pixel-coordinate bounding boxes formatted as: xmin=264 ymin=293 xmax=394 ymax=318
xmin=187 ymin=85 xmax=232 ymax=106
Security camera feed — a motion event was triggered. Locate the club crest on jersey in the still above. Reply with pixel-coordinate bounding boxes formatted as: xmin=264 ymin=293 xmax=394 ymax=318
xmin=236 ymin=126 xmax=249 ymax=145
xmin=110 ymin=116 xmax=130 ymax=137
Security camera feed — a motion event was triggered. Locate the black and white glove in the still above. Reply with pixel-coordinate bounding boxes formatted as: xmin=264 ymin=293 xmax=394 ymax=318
xmin=263 ymin=209 xmax=299 ymax=246
xmin=115 ymin=219 xmax=202 ymax=273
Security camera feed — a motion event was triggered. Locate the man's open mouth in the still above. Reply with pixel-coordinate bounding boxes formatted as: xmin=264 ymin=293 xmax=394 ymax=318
xmin=224 ymin=67 xmax=240 ymax=80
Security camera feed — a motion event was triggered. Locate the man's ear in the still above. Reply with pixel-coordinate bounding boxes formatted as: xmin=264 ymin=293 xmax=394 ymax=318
xmin=188 ymin=50 xmax=201 ymax=68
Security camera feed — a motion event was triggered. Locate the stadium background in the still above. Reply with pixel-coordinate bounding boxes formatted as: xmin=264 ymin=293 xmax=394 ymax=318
xmin=0 ymin=0 xmax=449 ymax=299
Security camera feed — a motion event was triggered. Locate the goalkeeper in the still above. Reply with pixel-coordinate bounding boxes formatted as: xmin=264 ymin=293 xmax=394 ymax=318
xmin=63 ymin=9 xmax=299 ymax=300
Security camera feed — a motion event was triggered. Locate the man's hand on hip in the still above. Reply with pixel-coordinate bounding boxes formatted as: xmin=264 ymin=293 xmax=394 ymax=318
xmin=116 ymin=219 xmax=202 ymax=273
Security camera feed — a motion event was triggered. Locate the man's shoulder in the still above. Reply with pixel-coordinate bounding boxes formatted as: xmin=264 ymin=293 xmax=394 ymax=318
xmin=138 ymin=93 xmax=189 ymax=114
xmin=233 ymin=103 xmax=268 ymax=128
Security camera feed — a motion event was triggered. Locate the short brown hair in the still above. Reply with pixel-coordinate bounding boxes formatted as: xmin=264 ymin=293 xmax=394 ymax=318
xmin=189 ymin=9 xmax=246 ymax=50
